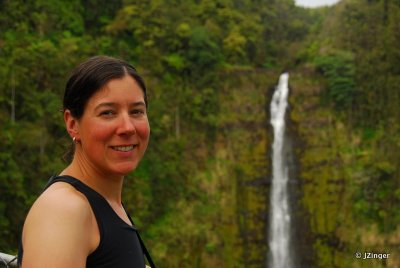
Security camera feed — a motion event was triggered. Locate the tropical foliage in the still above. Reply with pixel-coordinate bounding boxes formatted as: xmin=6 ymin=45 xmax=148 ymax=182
xmin=1 ymin=0 xmax=399 ymax=267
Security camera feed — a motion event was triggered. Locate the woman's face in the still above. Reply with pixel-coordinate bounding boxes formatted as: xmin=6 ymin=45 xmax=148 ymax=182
xmin=75 ymin=75 xmax=150 ymax=177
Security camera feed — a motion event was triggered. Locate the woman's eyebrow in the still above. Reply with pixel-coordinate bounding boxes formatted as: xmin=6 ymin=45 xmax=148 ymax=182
xmin=131 ymin=101 xmax=146 ymax=107
xmin=94 ymin=102 xmax=116 ymax=111
xmin=94 ymin=101 xmax=146 ymax=111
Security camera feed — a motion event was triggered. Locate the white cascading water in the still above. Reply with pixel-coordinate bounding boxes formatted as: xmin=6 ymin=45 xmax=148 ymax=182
xmin=268 ymin=73 xmax=292 ymax=268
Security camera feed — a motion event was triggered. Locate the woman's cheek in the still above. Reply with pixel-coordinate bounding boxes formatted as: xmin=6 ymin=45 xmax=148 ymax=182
xmin=89 ymin=123 xmax=114 ymax=140
xmin=136 ymin=120 xmax=150 ymax=139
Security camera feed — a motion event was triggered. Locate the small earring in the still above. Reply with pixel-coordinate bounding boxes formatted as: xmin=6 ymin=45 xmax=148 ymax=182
xmin=72 ymin=137 xmax=76 ymax=142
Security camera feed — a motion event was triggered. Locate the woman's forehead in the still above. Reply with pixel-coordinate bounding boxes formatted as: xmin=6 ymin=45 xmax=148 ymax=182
xmin=87 ymin=76 xmax=144 ymax=105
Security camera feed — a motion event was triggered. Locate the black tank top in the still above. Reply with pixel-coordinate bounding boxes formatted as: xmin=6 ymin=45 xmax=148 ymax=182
xmin=18 ymin=175 xmax=153 ymax=268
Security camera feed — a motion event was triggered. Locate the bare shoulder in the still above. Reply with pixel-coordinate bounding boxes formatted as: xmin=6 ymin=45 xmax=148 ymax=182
xmin=21 ymin=182 xmax=95 ymax=268
xmin=25 ymin=182 xmax=92 ymax=227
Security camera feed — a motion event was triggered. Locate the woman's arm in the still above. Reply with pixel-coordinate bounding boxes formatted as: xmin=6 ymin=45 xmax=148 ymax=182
xmin=21 ymin=184 xmax=98 ymax=268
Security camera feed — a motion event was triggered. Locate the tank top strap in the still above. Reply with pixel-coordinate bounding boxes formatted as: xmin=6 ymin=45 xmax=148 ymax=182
xmin=45 ymin=175 xmax=100 ymax=199
xmin=45 ymin=175 xmax=108 ymax=237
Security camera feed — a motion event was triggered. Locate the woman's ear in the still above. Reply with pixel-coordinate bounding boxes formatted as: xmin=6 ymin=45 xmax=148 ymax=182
xmin=64 ymin=109 xmax=80 ymax=141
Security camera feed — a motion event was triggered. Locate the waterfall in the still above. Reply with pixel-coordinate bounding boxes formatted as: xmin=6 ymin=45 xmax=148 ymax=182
xmin=268 ymin=73 xmax=292 ymax=268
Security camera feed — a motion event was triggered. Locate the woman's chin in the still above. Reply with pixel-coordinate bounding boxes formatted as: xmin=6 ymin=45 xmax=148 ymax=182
xmin=111 ymin=162 xmax=138 ymax=176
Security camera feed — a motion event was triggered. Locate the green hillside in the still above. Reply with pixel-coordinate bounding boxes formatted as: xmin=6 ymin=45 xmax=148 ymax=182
xmin=0 ymin=0 xmax=399 ymax=267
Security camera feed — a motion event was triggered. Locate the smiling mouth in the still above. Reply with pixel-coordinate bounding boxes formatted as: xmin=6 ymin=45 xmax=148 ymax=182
xmin=111 ymin=145 xmax=137 ymax=152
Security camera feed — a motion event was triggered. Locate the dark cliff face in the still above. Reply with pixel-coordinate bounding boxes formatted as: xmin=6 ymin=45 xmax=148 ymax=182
xmin=288 ymin=70 xmax=347 ymax=267
xmin=212 ymin=70 xmax=277 ymax=268
xmin=285 ymin=103 xmax=316 ymax=268
xmin=288 ymin=69 xmax=366 ymax=268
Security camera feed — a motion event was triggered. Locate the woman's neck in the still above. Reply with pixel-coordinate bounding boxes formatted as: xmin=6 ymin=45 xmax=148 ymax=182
xmin=60 ymin=153 xmax=124 ymax=205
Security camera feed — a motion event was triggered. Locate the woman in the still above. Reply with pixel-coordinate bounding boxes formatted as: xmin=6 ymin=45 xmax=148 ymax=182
xmin=18 ymin=56 xmax=155 ymax=268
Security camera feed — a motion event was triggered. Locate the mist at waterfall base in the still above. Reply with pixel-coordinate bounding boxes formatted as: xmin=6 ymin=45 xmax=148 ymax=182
xmin=268 ymin=73 xmax=293 ymax=268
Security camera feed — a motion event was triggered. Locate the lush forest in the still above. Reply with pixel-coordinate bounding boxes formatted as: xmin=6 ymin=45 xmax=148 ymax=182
xmin=0 ymin=0 xmax=399 ymax=267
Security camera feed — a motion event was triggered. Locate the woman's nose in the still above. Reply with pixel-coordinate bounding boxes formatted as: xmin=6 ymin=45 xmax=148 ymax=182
xmin=117 ymin=113 xmax=136 ymax=135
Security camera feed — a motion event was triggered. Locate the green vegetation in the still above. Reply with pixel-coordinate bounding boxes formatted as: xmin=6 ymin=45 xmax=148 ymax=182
xmin=1 ymin=0 xmax=399 ymax=267
xmin=314 ymin=50 xmax=355 ymax=109
xmin=290 ymin=0 xmax=400 ymax=267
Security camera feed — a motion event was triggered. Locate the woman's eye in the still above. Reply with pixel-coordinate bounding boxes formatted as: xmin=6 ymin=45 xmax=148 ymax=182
xmin=99 ymin=110 xmax=115 ymax=117
xmin=130 ymin=109 xmax=145 ymax=116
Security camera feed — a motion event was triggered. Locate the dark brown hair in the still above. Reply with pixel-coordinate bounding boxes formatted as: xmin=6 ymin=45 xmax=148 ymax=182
xmin=63 ymin=55 xmax=147 ymax=119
